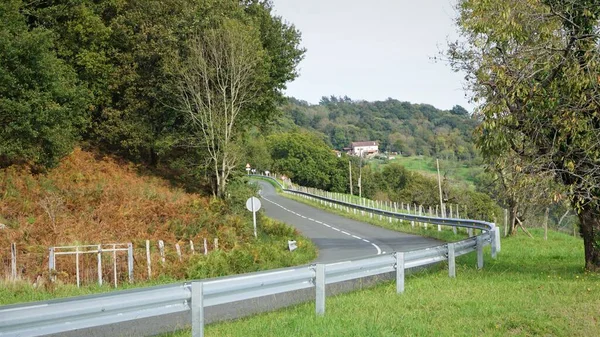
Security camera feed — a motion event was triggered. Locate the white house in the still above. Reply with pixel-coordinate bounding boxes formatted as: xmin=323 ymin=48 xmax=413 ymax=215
xmin=350 ymin=141 xmax=378 ymax=157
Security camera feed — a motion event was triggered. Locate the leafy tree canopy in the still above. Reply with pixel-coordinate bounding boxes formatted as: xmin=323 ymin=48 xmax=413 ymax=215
xmin=0 ymin=0 xmax=87 ymax=169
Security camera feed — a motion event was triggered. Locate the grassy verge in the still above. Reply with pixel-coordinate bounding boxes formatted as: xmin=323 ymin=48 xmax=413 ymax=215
xmin=0 ymin=276 xmax=180 ymax=306
xmin=164 ymin=229 xmax=600 ymax=336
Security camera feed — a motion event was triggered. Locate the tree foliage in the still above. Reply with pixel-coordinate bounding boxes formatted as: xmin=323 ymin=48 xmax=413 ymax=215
xmin=0 ymin=0 xmax=86 ymax=169
xmin=277 ymin=97 xmax=479 ymax=161
xmin=450 ymin=0 xmax=600 ymax=270
xmin=267 ymin=131 xmax=348 ymax=192
xmin=4 ymin=0 xmax=304 ymax=197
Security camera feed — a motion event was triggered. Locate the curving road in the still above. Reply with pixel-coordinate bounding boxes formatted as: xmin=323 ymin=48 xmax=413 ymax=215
xmin=19 ymin=181 xmax=445 ymax=337
xmin=256 ymin=181 xmax=441 ymax=262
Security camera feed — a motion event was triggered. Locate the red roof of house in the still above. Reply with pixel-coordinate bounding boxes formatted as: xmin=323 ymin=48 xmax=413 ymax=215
xmin=351 ymin=141 xmax=378 ymax=147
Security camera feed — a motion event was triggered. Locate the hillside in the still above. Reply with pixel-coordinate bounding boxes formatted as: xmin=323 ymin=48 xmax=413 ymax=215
xmin=0 ymin=149 xmax=318 ymax=286
xmin=276 ymin=97 xmax=479 ymax=161
xmin=0 ymin=148 xmax=215 ymax=247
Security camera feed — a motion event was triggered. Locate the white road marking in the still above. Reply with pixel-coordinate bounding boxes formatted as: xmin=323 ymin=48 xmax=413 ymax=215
xmin=260 ymin=195 xmax=383 ymax=255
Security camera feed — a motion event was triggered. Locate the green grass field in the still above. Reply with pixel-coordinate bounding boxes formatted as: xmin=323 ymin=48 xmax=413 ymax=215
xmin=370 ymin=156 xmax=483 ymax=188
xmin=164 ymin=229 xmax=600 ymax=337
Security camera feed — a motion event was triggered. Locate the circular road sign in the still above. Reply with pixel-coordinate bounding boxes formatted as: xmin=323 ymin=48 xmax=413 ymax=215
xmin=245 ymin=197 xmax=262 ymax=212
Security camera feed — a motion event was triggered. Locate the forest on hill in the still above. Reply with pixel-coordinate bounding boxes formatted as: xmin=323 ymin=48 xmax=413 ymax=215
xmin=275 ymin=96 xmax=479 ymax=161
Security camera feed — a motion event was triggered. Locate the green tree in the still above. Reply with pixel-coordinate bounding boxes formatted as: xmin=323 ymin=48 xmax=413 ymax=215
xmin=450 ymin=0 xmax=600 ymax=270
xmin=0 ymin=0 xmax=86 ymax=169
xmin=268 ymin=131 xmax=346 ymax=191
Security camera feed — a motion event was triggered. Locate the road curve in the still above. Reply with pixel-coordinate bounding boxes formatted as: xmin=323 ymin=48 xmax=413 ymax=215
xmin=256 ymin=180 xmax=441 ymax=262
xmin=21 ymin=181 xmax=444 ymax=337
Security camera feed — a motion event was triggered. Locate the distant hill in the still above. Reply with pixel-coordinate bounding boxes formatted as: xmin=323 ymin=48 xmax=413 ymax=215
xmin=276 ymin=96 xmax=479 ymax=161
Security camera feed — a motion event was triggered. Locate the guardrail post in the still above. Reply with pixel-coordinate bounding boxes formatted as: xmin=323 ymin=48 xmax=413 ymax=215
xmin=476 ymin=235 xmax=484 ymax=269
xmin=315 ymin=264 xmax=325 ymax=315
xmin=192 ymin=282 xmax=204 ymax=337
xmin=395 ymin=252 xmax=405 ymax=293
xmin=448 ymin=243 xmax=456 ymax=278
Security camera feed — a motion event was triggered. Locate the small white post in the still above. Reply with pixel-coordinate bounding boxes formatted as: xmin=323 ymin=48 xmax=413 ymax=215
xmin=491 ymin=227 xmax=499 ymax=259
xmin=158 ymin=240 xmax=165 ymax=263
xmin=436 ymin=206 xmax=441 ymax=231
xmin=11 ymin=243 xmax=17 ymax=281
xmin=49 ymin=247 xmax=55 ymax=282
xmin=75 ymin=246 xmax=80 ymax=287
xmin=176 ymin=243 xmax=182 ymax=261
xmin=315 ymin=264 xmax=325 ymax=315
xmin=395 ymin=252 xmax=405 ymax=293
xmin=113 ymin=244 xmax=118 ymax=288
xmin=127 ymin=242 xmax=134 ymax=282
xmin=451 ymin=205 xmax=457 ymax=234
xmin=191 ymin=282 xmax=204 ymax=337
xmin=97 ymin=245 xmax=103 ymax=286
xmin=251 ymin=197 xmax=257 ymax=238
xmin=146 ymin=240 xmax=152 ymax=280
xmin=448 ymin=243 xmax=456 ymax=278
xmin=214 ymin=238 xmax=219 ymax=250
xmin=203 ymin=238 xmax=208 ymax=255
xmin=190 ymin=240 xmax=195 ymax=255
xmin=504 ymin=208 xmax=508 ymax=237
xmin=476 ymin=235 xmax=484 ymax=269
xmin=495 ymin=226 xmax=502 ymax=253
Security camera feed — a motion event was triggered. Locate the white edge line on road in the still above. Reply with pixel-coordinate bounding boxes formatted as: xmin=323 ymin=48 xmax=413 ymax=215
xmin=261 ymin=194 xmax=383 ymax=255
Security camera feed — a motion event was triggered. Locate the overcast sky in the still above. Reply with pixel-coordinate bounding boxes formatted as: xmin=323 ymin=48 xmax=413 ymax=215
xmin=270 ymin=0 xmax=470 ymax=111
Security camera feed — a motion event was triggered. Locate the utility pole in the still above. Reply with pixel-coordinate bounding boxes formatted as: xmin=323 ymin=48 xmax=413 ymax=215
xmin=358 ymin=150 xmax=363 ymax=198
xmin=436 ymin=159 xmax=445 ymax=217
xmin=349 ymin=160 xmax=353 ymax=195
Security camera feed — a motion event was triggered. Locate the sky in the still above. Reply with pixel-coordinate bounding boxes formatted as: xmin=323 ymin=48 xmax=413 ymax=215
xmin=270 ymin=0 xmax=471 ymax=111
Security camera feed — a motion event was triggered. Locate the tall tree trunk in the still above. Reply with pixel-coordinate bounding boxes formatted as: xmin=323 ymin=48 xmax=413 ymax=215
xmin=577 ymin=204 xmax=600 ymax=271
xmin=508 ymin=203 xmax=518 ymax=236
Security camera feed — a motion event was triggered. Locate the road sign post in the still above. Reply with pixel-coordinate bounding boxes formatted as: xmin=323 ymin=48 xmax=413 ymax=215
xmin=246 ymin=197 xmax=262 ymax=238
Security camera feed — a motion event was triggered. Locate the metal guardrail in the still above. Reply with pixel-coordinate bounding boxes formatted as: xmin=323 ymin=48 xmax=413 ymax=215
xmin=0 ymin=176 xmax=500 ymax=337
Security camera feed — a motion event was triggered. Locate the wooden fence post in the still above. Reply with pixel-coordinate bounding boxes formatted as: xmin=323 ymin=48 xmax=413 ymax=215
xmin=127 ymin=243 xmax=134 ymax=283
xmin=158 ymin=240 xmax=165 ymax=263
xmin=112 ymin=244 xmax=118 ymax=288
xmin=97 ymin=245 xmax=103 ymax=286
xmin=11 ymin=243 xmax=17 ymax=281
xmin=176 ymin=244 xmax=182 ymax=261
xmin=75 ymin=246 xmax=80 ymax=287
xmin=146 ymin=240 xmax=152 ymax=280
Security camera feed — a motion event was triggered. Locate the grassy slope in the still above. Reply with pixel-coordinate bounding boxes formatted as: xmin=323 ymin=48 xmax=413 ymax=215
xmin=166 ymin=229 xmax=600 ymax=337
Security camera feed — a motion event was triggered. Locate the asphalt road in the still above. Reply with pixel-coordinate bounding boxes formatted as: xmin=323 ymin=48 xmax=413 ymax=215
xmin=256 ymin=180 xmax=441 ymax=262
